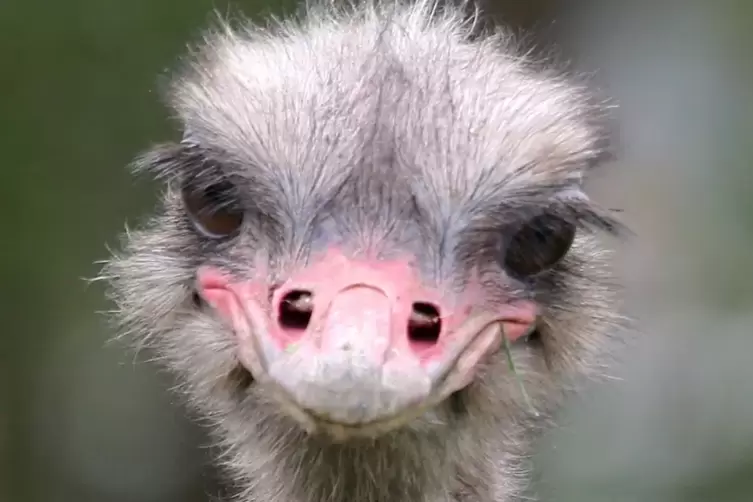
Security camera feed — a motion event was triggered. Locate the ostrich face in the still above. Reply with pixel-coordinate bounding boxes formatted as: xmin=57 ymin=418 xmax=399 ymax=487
xmin=105 ymin=2 xmax=622 ymax=445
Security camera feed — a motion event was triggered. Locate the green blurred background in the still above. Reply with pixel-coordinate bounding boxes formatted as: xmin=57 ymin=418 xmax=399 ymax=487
xmin=2 ymin=1 xmax=752 ymax=501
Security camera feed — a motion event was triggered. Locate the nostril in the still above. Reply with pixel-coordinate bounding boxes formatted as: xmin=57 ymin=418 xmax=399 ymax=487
xmin=191 ymin=291 xmax=203 ymax=308
xmin=278 ymin=290 xmax=314 ymax=332
xmin=407 ymin=302 xmax=442 ymax=349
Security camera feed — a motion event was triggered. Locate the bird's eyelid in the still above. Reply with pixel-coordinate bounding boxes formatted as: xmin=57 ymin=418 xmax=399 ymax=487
xmin=135 ymin=139 xmax=229 ymax=188
xmin=554 ymin=189 xmax=627 ymax=237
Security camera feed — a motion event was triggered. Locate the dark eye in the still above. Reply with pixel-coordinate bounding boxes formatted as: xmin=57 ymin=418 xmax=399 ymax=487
xmin=503 ymin=213 xmax=576 ymax=279
xmin=181 ymin=180 xmax=244 ymax=239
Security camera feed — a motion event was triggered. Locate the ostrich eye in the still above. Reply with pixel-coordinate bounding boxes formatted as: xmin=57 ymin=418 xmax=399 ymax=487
xmin=503 ymin=213 xmax=576 ymax=279
xmin=181 ymin=179 xmax=244 ymax=239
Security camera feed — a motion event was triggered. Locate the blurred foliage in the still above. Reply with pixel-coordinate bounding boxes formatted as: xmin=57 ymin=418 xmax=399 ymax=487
xmin=1 ymin=1 xmax=752 ymax=501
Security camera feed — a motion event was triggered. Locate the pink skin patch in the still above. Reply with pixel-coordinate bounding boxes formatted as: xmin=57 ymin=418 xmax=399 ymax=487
xmin=196 ymin=249 xmax=538 ymax=424
xmin=268 ymin=251 xmax=450 ymax=362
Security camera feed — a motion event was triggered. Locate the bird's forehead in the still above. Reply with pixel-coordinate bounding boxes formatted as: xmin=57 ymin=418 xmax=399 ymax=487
xmin=172 ymin=12 xmax=605 ymax=208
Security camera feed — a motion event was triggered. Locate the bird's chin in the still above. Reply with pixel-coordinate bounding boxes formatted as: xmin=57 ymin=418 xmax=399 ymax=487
xmin=262 ymin=379 xmax=447 ymax=441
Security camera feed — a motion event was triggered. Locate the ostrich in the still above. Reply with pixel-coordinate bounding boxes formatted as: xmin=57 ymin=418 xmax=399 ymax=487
xmin=103 ymin=1 xmax=624 ymax=501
